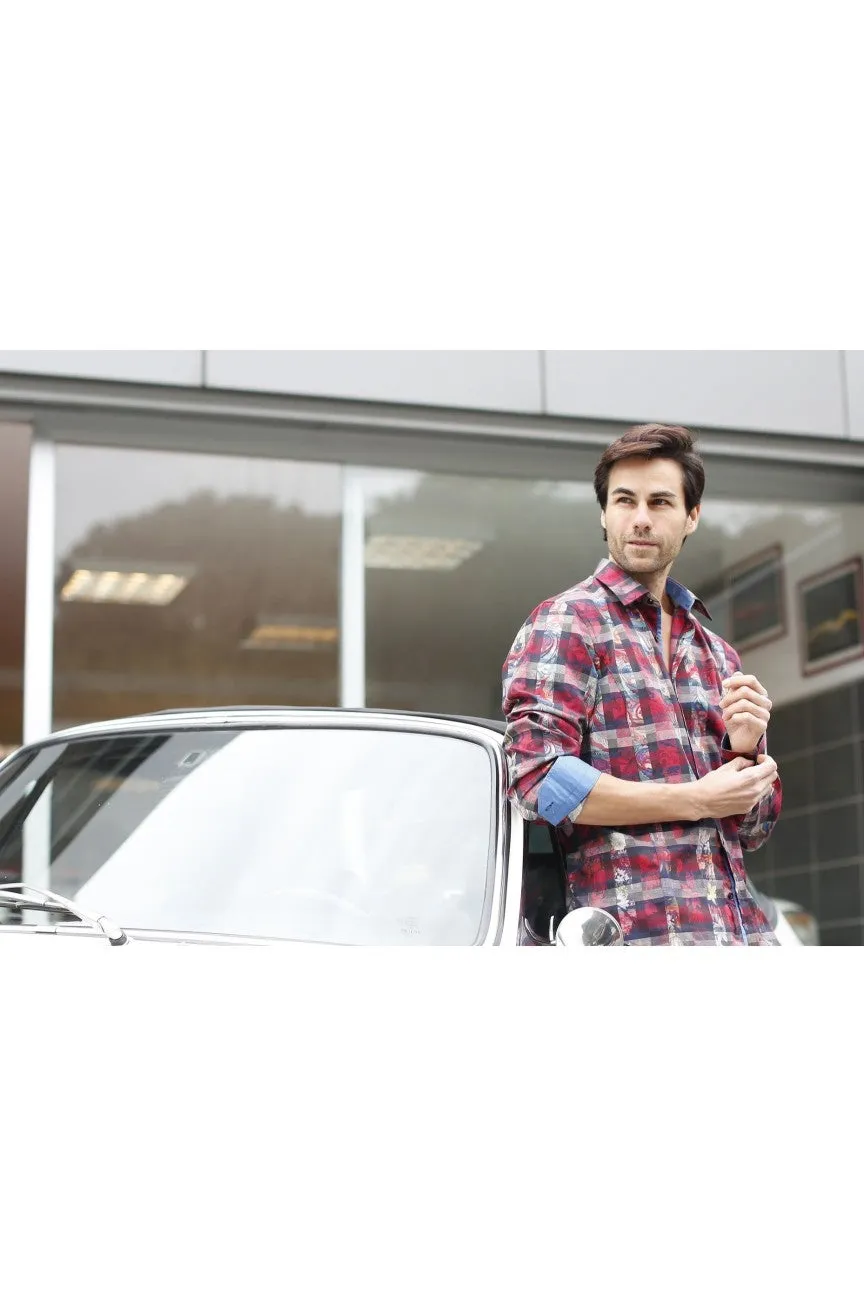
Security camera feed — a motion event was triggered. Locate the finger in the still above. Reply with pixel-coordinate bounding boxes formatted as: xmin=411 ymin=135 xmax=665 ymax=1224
xmin=754 ymin=765 xmax=779 ymax=789
xmin=721 ymin=686 xmax=773 ymax=709
xmin=730 ymin=756 xmax=755 ymax=771
xmin=725 ymin=705 xmax=772 ymax=725
xmin=721 ymin=674 xmax=767 ymax=695
xmin=746 ymin=775 xmax=776 ymax=804
xmin=723 ymin=697 xmax=771 ymax=717
xmin=723 ymin=703 xmax=771 ymax=725
xmin=756 ymin=754 xmax=777 ymax=770
xmin=720 ymin=692 xmax=773 ymax=717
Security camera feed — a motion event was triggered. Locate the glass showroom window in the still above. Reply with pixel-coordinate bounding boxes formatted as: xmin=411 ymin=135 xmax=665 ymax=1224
xmin=52 ymin=445 xmax=342 ymax=727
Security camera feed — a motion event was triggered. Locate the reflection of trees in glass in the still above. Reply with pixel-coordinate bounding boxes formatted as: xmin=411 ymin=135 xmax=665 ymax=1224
xmin=365 ymin=474 xmax=607 ymax=703
xmin=53 ymin=491 xmax=341 ymax=717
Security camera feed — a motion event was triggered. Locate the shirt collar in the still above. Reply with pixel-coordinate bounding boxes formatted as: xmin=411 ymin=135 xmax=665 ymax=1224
xmin=594 ymin=558 xmax=712 ymax=620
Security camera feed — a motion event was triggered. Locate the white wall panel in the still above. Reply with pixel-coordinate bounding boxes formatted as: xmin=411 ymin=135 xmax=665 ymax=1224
xmin=206 ymin=350 xmax=542 ymax=413
xmin=545 ymin=351 xmax=846 ymax=437
xmin=845 ymin=352 xmax=864 ymax=441
xmin=0 ymin=351 xmax=203 ymax=386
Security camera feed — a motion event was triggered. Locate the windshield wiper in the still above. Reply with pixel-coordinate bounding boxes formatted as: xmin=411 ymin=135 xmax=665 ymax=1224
xmin=0 ymin=883 xmax=130 ymax=946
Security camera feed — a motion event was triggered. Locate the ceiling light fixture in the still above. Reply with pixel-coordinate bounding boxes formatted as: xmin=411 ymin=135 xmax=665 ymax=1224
xmin=60 ymin=563 xmax=192 ymax=606
xmin=240 ymin=618 xmax=339 ymax=651
xmin=364 ymin=535 xmax=484 ymax=571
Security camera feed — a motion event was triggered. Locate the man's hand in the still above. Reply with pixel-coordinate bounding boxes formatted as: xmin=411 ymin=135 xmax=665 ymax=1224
xmin=720 ymin=671 xmax=772 ymax=753
xmin=688 ymin=754 xmax=779 ymax=820
xmin=683 ymin=751 xmax=782 ymax=819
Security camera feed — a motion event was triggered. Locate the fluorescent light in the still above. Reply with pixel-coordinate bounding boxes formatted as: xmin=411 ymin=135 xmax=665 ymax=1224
xmin=364 ymin=535 xmax=484 ymax=571
xmin=241 ymin=618 xmax=338 ymax=651
xmin=61 ymin=565 xmax=191 ymax=605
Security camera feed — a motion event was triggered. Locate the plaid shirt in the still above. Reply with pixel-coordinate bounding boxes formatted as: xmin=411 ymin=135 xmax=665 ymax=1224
xmin=503 ymin=559 xmax=782 ymax=946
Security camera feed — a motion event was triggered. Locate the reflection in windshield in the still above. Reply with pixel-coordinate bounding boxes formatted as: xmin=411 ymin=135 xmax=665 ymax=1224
xmin=0 ymin=727 xmax=496 ymax=945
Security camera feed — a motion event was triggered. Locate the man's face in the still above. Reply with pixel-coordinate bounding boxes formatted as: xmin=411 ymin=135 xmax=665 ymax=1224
xmin=601 ymin=456 xmax=699 ymax=577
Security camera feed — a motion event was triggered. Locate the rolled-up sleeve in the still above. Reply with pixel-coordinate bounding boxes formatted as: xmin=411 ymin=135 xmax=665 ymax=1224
xmin=536 ymin=754 xmax=601 ymax=826
xmin=502 ymin=598 xmax=599 ymax=822
xmin=733 ymin=778 xmax=783 ymax=851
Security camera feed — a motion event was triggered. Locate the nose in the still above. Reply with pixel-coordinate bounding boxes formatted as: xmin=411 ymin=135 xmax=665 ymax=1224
xmin=633 ymin=504 xmax=652 ymax=530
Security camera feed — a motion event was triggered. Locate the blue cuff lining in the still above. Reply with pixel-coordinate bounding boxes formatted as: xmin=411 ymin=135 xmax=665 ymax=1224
xmin=537 ymin=756 xmax=601 ymax=825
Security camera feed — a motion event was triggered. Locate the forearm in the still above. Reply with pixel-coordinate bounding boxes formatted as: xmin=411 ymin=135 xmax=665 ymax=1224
xmin=574 ymin=772 xmax=700 ymax=826
xmin=514 ymin=752 xmax=702 ymax=828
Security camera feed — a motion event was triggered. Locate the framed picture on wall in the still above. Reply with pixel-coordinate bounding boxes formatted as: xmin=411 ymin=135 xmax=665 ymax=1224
xmin=799 ymin=557 xmax=864 ymax=676
xmin=724 ymin=545 xmax=786 ymax=653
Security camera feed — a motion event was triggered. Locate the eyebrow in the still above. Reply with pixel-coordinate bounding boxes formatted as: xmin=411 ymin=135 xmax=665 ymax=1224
xmin=610 ymin=487 xmax=678 ymax=501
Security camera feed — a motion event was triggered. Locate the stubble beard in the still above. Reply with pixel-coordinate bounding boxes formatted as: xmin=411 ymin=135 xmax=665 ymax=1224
xmin=608 ymin=534 xmax=682 ymax=581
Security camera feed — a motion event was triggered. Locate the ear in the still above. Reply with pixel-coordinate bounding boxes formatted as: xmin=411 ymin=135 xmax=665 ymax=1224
xmin=600 ymin=509 xmax=606 ymax=531
xmin=685 ymin=504 xmax=700 ymax=535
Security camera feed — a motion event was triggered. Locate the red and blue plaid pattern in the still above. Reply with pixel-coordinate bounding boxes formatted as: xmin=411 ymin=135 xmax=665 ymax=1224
xmin=503 ymin=559 xmax=782 ymax=946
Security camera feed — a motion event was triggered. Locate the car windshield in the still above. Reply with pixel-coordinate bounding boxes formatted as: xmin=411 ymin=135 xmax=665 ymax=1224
xmin=0 ymin=724 xmax=498 ymax=945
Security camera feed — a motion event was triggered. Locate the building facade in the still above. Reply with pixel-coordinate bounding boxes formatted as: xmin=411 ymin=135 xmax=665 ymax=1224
xmin=2 ymin=349 xmax=864 ymax=942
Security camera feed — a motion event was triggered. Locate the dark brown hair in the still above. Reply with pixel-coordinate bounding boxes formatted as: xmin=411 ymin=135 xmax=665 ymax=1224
xmin=593 ymin=423 xmax=705 ymax=513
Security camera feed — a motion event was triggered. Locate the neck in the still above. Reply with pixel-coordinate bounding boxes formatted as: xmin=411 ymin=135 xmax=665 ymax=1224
xmin=618 ymin=559 xmax=674 ymax=607
xmin=641 ymin=572 xmax=668 ymax=604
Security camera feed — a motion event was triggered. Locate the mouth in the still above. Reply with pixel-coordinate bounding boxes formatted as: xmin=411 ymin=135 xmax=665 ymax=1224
xmin=626 ymin=540 xmax=657 ymax=548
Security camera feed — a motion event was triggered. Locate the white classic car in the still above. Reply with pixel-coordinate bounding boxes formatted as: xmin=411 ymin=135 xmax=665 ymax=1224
xmin=0 ymin=706 xmax=800 ymax=948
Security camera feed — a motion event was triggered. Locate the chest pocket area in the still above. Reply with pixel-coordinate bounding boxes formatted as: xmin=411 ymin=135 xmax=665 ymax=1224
xmin=674 ymin=642 xmax=723 ymax=745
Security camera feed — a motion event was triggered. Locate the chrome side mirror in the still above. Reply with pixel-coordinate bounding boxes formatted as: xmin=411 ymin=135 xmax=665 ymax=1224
xmin=554 ymin=907 xmax=624 ymax=947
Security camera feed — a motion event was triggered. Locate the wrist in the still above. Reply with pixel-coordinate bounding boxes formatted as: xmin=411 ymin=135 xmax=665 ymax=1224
xmin=721 ymin=734 xmax=763 ymax=761
xmin=678 ymin=782 xmax=703 ymax=822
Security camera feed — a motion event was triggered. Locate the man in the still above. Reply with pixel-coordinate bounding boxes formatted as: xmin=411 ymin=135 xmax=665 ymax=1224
xmin=502 ymin=423 xmax=782 ymax=946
